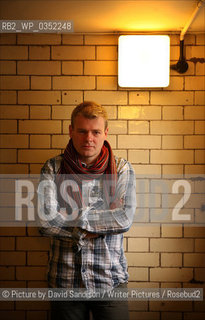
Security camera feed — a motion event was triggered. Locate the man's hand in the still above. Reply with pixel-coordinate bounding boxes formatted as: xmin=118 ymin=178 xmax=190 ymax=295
xmin=85 ymin=232 xmax=99 ymax=239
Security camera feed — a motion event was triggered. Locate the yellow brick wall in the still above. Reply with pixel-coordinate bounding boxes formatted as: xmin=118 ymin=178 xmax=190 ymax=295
xmin=0 ymin=33 xmax=204 ymax=320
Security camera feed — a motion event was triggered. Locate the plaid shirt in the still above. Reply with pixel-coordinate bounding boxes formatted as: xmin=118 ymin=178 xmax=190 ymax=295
xmin=38 ymin=154 xmax=136 ymax=290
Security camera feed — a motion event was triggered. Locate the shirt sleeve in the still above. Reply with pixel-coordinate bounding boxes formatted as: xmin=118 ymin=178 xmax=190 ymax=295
xmin=37 ymin=158 xmax=87 ymax=242
xmin=75 ymin=160 xmax=137 ymax=234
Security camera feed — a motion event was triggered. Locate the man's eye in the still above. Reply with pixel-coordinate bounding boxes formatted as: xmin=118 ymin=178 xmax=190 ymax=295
xmin=94 ymin=131 xmax=100 ymax=135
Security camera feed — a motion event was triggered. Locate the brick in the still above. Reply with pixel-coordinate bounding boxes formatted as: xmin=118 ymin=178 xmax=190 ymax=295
xmin=18 ymin=34 xmax=61 ymax=45
xmin=84 ymin=91 xmax=127 ymax=105
xmin=128 ymin=267 xmax=148 ymax=281
xmin=0 ymin=237 xmax=15 ymax=250
xmin=18 ymin=91 xmax=60 ymax=105
xmin=0 ymin=281 xmax=26 ymax=288
xmin=195 ymin=150 xmax=205 ymax=164
xmin=52 ymin=135 xmax=69 ymax=148
xmin=195 ymin=239 xmax=205 ymax=252
xmin=165 ymin=76 xmax=183 ymax=91
xmin=106 ymin=135 xmax=116 ymax=148
xmin=52 ymin=105 xmax=73 ymax=119
xmin=0 ymin=134 xmax=28 ymax=148
xmin=195 ymin=121 xmax=205 ymax=134
xmin=0 ymin=266 xmax=15 ymax=280
xmin=84 ymin=61 xmax=117 ymax=75
xmin=0 ymin=61 xmax=16 ymax=74
xmin=128 ymin=238 xmax=149 ymax=252
xmin=16 ymin=300 xmax=50 ymax=310
xmin=161 ymin=253 xmax=182 ymax=267
xmin=150 ymin=268 xmax=193 ymax=282
xmin=0 ymin=149 xmax=17 ymax=163
xmin=184 ymin=253 xmax=205 ymax=267
xmin=0 ymin=91 xmax=16 ymax=104
xmin=184 ymin=136 xmax=205 ymax=149
xmin=150 ymin=239 xmax=193 ymax=252
xmin=97 ymin=76 xmax=117 ymax=90
xmin=62 ymin=61 xmax=83 ymax=75
xmin=184 ymin=226 xmax=205 ymax=238
xmin=105 ymin=106 xmax=117 ymax=119
xmin=16 ymin=267 xmax=47 ymax=280
xmin=185 ymin=165 xmax=205 ymax=174
xmin=196 ymin=62 xmax=205 ymax=75
xmin=31 ymin=76 xmax=51 ymax=90
xmin=85 ymin=35 xmax=118 ymax=45
xmin=151 ymin=150 xmax=194 ymax=164
xmin=0 ymin=252 xmax=26 ymax=265
xmin=129 ymin=312 xmax=159 ymax=320
xmin=0 ymin=34 xmax=16 ymax=44
xmin=150 ymin=301 xmax=192 ymax=312
xmin=62 ymin=91 xmax=83 ymax=105
xmin=151 ymin=92 xmax=193 ymax=105
xmin=163 ymin=106 xmax=183 ymax=120
xmin=30 ymin=135 xmax=50 ymax=148
xmin=162 ymin=136 xmax=183 ymax=149
xmin=0 ymin=311 xmax=25 ymax=320
xmin=16 ymin=237 xmax=50 ymax=251
xmin=97 ymin=46 xmax=117 ymax=60
xmin=30 ymin=106 xmax=51 ymax=119
xmin=118 ymin=135 xmax=161 ymax=149
xmin=30 ymin=164 xmax=44 ymax=174
xmin=27 ymin=311 xmax=47 ymax=320
xmin=0 ymin=120 xmax=17 ymax=133
xmin=128 ymin=121 xmax=149 ymax=134
xmin=18 ymin=149 xmax=59 ymax=163
xmin=128 ymin=150 xmax=149 ymax=163
xmin=170 ymin=46 xmax=180 ymax=60
xmin=184 ymin=106 xmax=205 ymax=120
xmin=161 ymin=225 xmax=182 ymax=237
xmin=0 ymin=76 xmax=29 ymax=90
xmin=62 ymin=34 xmax=84 ymax=45
xmin=0 ymin=164 xmax=28 ymax=174
xmin=108 ymin=120 xmax=127 ymax=134
xmin=196 ymin=34 xmax=205 ymax=45
xmin=119 ymin=106 xmax=161 ymax=120
xmin=184 ymin=313 xmax=205 ymax=320
xmin=151 ymin=121 xmax=194 ymax=134
xmin=125 ymin=224 xmax=160 ymax=237
xmin=0 ymin=227 xmax=26 ymax=236
xmin=162 ymin=165 xmax=184 ymax=175
xmin=0 ymin=46 xmax=28 ymax=59
xmin=52 ymin=46 xmax=95 ymax=60
xmin=132 ymin=165 xmax=161 ymax=177
xmin=27 ymin=252 xmax=48 ymax=265
xmin=195 ymin=268 xmax=205 ymax=282
xmin=129 ymin=92 xmax=150 ymax=105
xmin=126 ymin=253 xmax=159 ymax=266
xmin=19 ymin=120 xmax=61 ymax=133
xmin=0 ymin=105 xmax=28 ymax=119
xmin=113 ymin=149 xmax=127 ymax=159
xmin=53 ymin=76 xmax=95 ymax=90
xmin=186 ymin=46 xmax=205 ymax=59
xmin=195 ymin=91 xmax=205 ymax=105
xmin=17 ymin=61 xmax=61 ymax=75
xmin=185 ymin=76 xmax=205 ymax=90
xmin=29 ymin=46 xmax=50 ymax=60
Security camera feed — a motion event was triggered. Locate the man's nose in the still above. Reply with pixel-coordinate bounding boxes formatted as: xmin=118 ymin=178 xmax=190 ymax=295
xmin=85 ymin=132 xmax=93 ymax=141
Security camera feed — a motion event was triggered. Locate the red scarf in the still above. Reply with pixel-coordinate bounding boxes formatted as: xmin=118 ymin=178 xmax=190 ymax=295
xmin=56 ymin=139 xmax=117 ymax=212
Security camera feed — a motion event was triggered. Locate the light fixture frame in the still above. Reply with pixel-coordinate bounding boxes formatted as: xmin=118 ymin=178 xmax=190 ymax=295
xmin=118 ymin=35 xmax=170 ymax=88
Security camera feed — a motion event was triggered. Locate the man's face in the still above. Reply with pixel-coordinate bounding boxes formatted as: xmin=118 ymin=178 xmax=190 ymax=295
xmin=69 ymin=115 xmax=108 ymax=165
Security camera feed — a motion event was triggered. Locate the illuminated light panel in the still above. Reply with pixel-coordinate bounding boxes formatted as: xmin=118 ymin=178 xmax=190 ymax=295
xmin=118 ymin=35 xmax=170 ymax=87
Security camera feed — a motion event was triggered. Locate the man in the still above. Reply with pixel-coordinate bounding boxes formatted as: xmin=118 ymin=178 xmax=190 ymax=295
xmin=38 ymin=101 xmax=136 ymax=320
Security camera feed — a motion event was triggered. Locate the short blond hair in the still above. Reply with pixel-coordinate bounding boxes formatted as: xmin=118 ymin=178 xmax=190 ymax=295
xmin=71 ymin=101 xmax=108 ymax=129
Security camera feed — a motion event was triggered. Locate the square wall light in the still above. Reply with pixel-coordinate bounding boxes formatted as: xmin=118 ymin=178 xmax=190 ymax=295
xmin=118 ymin=35 xmax=170 ymax=88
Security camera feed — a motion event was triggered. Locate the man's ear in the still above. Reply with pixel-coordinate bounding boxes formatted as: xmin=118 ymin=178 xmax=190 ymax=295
xmin=104 ymin=127 xmax=108 ymax=138
xmin=69 ymin=125 xmax=73 ymax=138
